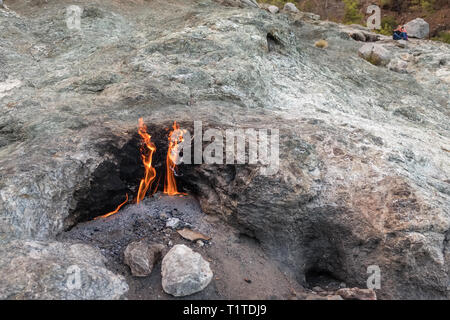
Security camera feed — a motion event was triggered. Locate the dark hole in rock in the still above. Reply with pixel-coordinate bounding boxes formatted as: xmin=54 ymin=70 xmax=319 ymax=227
xmin=267 ymin=32 xmax=283 ymax=52
xmin=67 ymin=124 xmax=201 ymax=228
xmin=305 ymin=268 xmax=344 ymax=291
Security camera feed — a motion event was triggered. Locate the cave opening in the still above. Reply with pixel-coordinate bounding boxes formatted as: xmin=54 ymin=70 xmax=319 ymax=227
xmin=67 ymin=123 xmax=200 ymax=227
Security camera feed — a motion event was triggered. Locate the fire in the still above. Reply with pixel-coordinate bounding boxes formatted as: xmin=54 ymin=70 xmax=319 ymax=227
xmin=164 ymin=121 xmax=186 ymax=196
xmin=136 ymin=117 xmax=157 ymax=203
xmin=97 ymin=119 xmax=186 ymax=219
xmin=95 ymin=193 xmax=128 ymax=220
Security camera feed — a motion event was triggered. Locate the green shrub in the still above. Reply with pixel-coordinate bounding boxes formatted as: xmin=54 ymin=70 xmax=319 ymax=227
xmin=432 ymin=31 xmax=450 ymax=44
xmin=409 ymin=0 xmax=435 ymax=13
xmin=378 ymin=15 xmax=398 ymax=35
xmin=343 ymin=0 xmax=363 ymax=24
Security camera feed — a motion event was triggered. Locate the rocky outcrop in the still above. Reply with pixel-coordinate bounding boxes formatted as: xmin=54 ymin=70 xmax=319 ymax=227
xmin=161 ymin=244 xmax=213 ymax=297
xmin=405 ymin=18 xmax=430 ymax=39
xmin=0 ymin=0 xmax=449 ymax=300
xmin=0 ymin=240 xmax=128 ymax=299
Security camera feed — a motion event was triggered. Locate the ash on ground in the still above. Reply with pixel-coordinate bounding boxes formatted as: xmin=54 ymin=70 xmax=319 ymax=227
xmin=59 ymin=194 xmax=303 ymax=300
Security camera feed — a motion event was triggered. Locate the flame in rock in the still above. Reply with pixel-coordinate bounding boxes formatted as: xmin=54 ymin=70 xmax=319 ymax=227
xmin=97 ymin=118 xmax=187 ymax=219
xmin=164 ymin=121 xmax=186 ymax=196
xmin=136 ymin=117 xmax=157 ymax=204
xmin=95 ymin=193 xmax=128 ymax=220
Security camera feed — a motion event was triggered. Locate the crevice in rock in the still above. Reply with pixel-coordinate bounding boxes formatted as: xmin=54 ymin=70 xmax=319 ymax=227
xmin=66 ymin=125 xmax=202 ymax=228
xmin=267 ymin=32 xmax=283 ymax=52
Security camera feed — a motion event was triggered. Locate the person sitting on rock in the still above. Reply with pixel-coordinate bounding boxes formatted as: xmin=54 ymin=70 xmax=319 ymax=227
xmin=393 ymin=25 xmax=408 ymax=41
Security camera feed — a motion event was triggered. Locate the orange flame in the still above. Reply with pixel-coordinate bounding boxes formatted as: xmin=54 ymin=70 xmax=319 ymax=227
xmin=95 ymin=193 xmax=128 ymax=220
xmin=136 ymin=117 xmax=157 ymax=203
xmin=164 ymin=121 xmax=186 ymax=196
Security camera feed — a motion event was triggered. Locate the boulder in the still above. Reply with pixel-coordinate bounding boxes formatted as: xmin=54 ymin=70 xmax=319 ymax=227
xmin=0 ymin=240 xmax=128 ymax=299
xmin=267 ymin=5 xmax=279 ymax=14
xmin=161 ymin=245 xmax=213 ymax=297
xmin=124 ymin=240 xmax=165 ymax=277
xmin=283 ymin=2 xmax=300 ymax=13
xmin=358 ymin=43 xmax=391 ymax=66
xmin=404 ymin=18 xmax=429 ymax=39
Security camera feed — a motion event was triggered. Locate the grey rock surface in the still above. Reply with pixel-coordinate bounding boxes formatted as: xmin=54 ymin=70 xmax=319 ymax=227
xmin=124 ymin=240 xmax=165 ymax=277
xmin=405 ymin=18 xmax=430 ymax=39
xmin=0 ymin=240 xmax=128 ymax=299
xmin=161 ymin=244 xmax=213 ymax=297
xmin=0 ymin=0 xmax=448 ymax=300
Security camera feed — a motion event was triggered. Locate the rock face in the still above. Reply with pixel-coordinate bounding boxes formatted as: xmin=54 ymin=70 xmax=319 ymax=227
xmin=161 ymin=245 xmax=213 ymax=297
xmin=0 ymin=240 xmax=128 ymax=299
xmin=124 ymin=240 xmax=165 ymax=277
xmin=0 ymin=0 xmax=449 ymax=300
xmin=358 ymin=43 xmax=391 ymax=66
xmin=405 ymin=18 xmax=430 ymax=39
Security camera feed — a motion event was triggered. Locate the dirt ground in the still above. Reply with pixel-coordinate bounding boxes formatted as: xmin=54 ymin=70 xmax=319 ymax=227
xmin=59 ymin=194 xmax=305 ymax=300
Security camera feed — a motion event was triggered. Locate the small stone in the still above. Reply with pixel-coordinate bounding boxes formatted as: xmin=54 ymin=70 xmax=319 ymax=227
xmin=267 ymin=5 xmax=279 ymax=14
xmin=159 ymin=212 xmax=168 ymax=220
xmin=124 ymin=239 xmax=165 ymax=277
xmin=166 ymin=217 xmax=181 ymax=229
xmin=312 ymin=286 xmax=324 ymax=292
xmin=336 ymin=287 xmax=377 ymax=300
xmin=161 ymin=244 xmax=213 ymax=297
xmin=196 ymin=240 xmax=204 ymax=247
xmin=283 ymin=2 xmax=299 ymax=13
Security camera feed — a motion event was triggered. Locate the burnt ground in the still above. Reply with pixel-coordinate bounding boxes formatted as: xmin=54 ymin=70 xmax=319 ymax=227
xmin=58 ymin=194 xmax=305 ymax=300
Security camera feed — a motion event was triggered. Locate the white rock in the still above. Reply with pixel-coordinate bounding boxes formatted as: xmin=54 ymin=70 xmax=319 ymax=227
xmin=166 ymin=217 xmax=181 ymax=229
xmin=404 ymin=18 xmax=429 ymax=39
xmin=267 ymin=5 xmax=279 ymax=14
xmin=283 ymin=2 xmax=299 ymax=13
xmin=161 ymin=244 xmax=213 ymax=297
